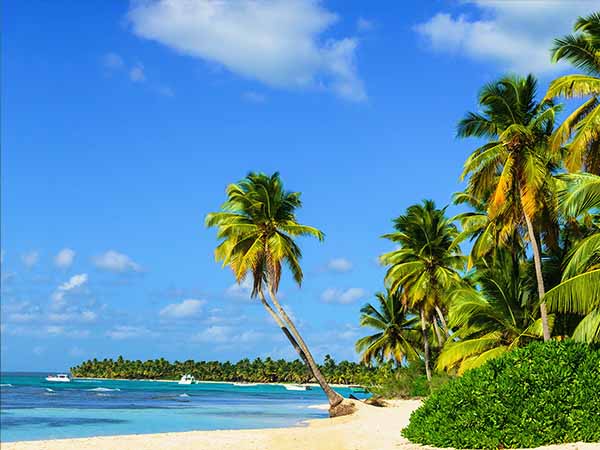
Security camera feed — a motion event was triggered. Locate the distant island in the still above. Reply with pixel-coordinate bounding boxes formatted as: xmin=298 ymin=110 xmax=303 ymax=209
xmin=70 ymin=355 xmax=380 ymax=385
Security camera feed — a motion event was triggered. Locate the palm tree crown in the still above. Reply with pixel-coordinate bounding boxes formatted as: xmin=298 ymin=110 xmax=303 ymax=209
xmin=206 ymin=172 xmax=323 ymax=296
xmin=546 ymin=12 xmax=600 ymax=173
xmin=380 ymin=200 xmax=464 ymax=380
xmin=355 ymin=290 xmax=420 ymax=367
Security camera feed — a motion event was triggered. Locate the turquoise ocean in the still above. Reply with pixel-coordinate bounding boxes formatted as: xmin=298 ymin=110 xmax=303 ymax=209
xmin=0 ymin=372 xmax=366 ymax=442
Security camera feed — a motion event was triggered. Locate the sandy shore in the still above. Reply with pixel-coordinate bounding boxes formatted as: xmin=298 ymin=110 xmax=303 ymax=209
xmin=4 ymin=400 xmax=599 ymax=450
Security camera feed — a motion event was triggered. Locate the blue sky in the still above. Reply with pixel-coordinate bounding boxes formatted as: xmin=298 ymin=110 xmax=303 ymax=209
xmin=1 ymin=0 xmax=595 ymax=371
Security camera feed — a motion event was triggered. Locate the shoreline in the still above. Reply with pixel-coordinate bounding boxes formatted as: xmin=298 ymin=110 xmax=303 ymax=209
xmin=71 ymin=376 xmax=359 ymax=388
xmin=3 ymin=400 xmax=598 ymax=450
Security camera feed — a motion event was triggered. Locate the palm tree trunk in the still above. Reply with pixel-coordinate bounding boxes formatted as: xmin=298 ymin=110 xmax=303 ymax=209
xmin=419 ymin=306 xmax=432 ymax=381
xmin=257 ymin=292 xmax=312 ymax=374
xmin=432 ymin=318 xmax=443 ymax=347
xmin=524 ymin=212 xmax=551 ymax=341
xmin=267 ymin=287 xmax=344 ymax=408
xmin=434 ymin=305 xmax=449 ymax=337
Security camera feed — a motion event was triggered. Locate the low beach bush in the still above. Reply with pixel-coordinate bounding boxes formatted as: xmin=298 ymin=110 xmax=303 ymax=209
xmin=367 ymin=364 xmax=451 ymax=398
xmin=402 ymin=340 xmax=600 ymax=449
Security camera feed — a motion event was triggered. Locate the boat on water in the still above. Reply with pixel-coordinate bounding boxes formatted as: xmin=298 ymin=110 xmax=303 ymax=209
xmin=284 ymin=384 xmax=311 ymax=391
xmin=45 ymin=374 xmax=71 ymax=383
xmin=178 ymin=374 xmax=196 ymax=385
xmin=233 ymin=382 xmax=258 ymax=386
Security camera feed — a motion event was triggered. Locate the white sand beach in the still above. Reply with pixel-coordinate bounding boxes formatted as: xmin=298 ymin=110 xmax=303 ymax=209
xmin=4 ymin=400 xmax=599 ymax=450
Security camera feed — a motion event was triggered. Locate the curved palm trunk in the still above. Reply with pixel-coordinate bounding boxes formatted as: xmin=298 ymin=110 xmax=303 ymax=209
xmin=267 ymin=288 xmax=344 ymax=408
xmin=524 ymin=212 xmax=551 ymax=341
xmin=419 ymin=306 xmax=432 ymax=381
xmin=432 ymin=318 xmax=443 ymax=347
xmin=434 ymin=305 xmax=449 ymax=338
xmin=257 ymin=292 xmax=312 ymax=378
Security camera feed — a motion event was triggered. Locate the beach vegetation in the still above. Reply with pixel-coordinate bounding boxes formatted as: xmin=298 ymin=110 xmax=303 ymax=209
xmin=402 ymin=340 xmax=600 ymax=449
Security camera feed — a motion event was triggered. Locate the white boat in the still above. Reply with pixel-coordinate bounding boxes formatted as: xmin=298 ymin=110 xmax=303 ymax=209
xmin=45 ymin=374 xmax=71 ymax=383
xmin=178 ymin=374 xmax=196 ymax=385
xmin=284 ymin=384 xmax=310 ymax=391
xmin=233 ymin=382 xmax=258 ymax=387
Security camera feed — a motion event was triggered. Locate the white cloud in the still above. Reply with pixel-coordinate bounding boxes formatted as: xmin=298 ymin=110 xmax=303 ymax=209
xmin=103 ymin=52 xmax=125 ymax=69
xmin=225 ymin=278 xmax=253 ymax=299
xmin=415 ymin=1 xmax=593 ymax=74
xmin=48 ymin=310 xmax=97 ymax=323
xmin=51 ymin=273 xmax=88 ymax=309
xmin=156 ymin=85 xmax=175 ymax=97
xmin=160 ymin=298 xmax=206 ymax=319
xmin=106 ymin=325 xmax=153 ymax=340
xmin=81 ymin=310 xmax=97 ymax=322
xmin=58 ymin=273 xmax=88 ymax=291
xmin=127 ymin=0 xmax=366 ymax=101
xmin=46 ymin=326 xmax=64 ymax=335
xmin=326 ymin=257 xmax=352 ymax=272
xmin=321 ymin=287 xmax=366 ymax=304
xmin=194 ymin=325 xmax=233 ymax=343
xmin=357 ymin=17 xmax=374 ymax=32
xmin=93 ymin=250 xmax=141 ymax=273
xmin=129 ymin=64 xmax=146 ymax=82
xmin=194 ymin=325 xmax=264 ymax=345
xmin=8 ymin=313 xmax=36 ymax=323
xmin=21 ymin=251 xmax=39 ymax=268
xmin=242 ymin=91 xmax=266 ymax=103
xmin=54 ymin=248 xmax=75 ymax=268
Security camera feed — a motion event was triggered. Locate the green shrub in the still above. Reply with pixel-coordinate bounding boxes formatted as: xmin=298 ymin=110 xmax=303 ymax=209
xmin=402 ymin=341 xmax=600 ymax=449
xmin=368 ymin=364 xmax=451 ymax=398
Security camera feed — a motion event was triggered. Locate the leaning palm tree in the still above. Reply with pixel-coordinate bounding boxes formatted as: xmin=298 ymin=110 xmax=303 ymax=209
xmin=545 ymin=12 xmax=600 ymax=174
xmin=458 ymin=74 xmax=561 ymax=341
xmin=355 ymin=289 xmax=421 ymax=367
xmin=380 ymin=200 xmax=464 ymax=380
xmin=437 ymin=250 xmax=548 ymax=375
xmin=205 ymin=172 xmax=347 ymax=413
xmin=545 ymin=173 xmax=600 ymax=342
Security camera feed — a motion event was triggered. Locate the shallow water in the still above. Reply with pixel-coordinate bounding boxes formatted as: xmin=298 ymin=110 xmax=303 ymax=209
xmin=0 ymin=372 xmax=365 ymax=442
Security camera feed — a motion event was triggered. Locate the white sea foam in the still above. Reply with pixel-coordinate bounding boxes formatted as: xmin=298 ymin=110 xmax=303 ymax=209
xmin=45 ymin=388 xmax=55 ymax=392
xmin=179 ymin=393 xmax=190 ymax=398
xmin=0 ymin=384 xmax=13 ymax=387
xmin=87 ymin=387 xmax=121 ymax=392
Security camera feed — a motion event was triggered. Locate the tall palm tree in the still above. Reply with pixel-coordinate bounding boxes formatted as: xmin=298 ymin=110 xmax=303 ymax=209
xmin=380 ymin=200 xmax=464 ymax=380
xmin=458 ymin=74 xmax=561 ymax=341
xmin=205 ymin=172 xmax=346 ymax=412
xmin=437 ymin=250 xmax=548 ymax=375
xmin=355 ymin=289 xmax=421 ymax=367
xmin=545 ymin=173 xmax=600 ymax=342
xmin=545 ymin=12 xmax=600 ymax=174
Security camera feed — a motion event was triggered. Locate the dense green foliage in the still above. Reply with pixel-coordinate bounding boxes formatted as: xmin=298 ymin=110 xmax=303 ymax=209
xmin=357 ymin=13 xmax=600 ymax=380
xmin=355 ymin=289 xmax=421 ymax=366
xmin=366 ymin=363 xmax=450 ymax=398
xmin=402 ymin=341 xmax=600 ymax=449
xmin=380 ymin=200 xmax=462 ymax=380
xmin=71 ymin=355 xmax=380 ymax=385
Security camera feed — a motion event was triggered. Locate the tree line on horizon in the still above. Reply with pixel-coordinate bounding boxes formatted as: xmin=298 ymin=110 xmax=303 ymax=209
xmin=70 ymin=354 xmax=382 ymax=385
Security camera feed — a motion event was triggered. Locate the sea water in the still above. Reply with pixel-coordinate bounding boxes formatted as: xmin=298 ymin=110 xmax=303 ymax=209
xmin=0 ymin=372 xmax=366 ymax=442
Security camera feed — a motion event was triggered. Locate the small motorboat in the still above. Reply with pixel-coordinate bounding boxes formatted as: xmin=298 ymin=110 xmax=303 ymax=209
xmin=284 ymin=384 xmax=310 ymax=391
xmin=178 ymin=374 xmax=196 ymax=385
xmin=45 ymin=374 xmax=71 ymax=383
